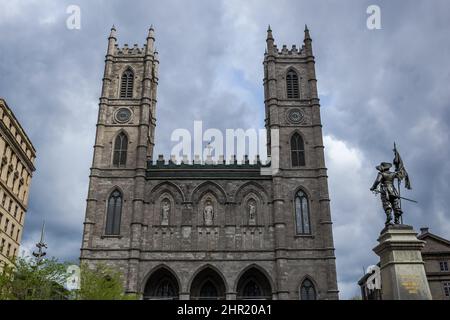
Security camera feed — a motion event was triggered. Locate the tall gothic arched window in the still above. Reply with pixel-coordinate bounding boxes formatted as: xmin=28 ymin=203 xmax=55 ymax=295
xmin=120 ymin=68 xmax=134 ymax=98
xmin=295 ymin=190 xmax=311 ymax=235
xmin=300 ymin=279 xmax=317 ymax=300
xmin=291 ymin=133 xmax=305 ymax=167
xmin=286 ymin=70 xmax=300 ymax=99
xmin=105 ymin=189 xmax=122 ymax=235
xmin=113 ymin=132 xmax=128 ymax=167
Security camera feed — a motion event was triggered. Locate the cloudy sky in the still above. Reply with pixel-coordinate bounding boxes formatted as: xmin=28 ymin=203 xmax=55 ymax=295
xmin=1 ymin=0 xmax=449 ymax=299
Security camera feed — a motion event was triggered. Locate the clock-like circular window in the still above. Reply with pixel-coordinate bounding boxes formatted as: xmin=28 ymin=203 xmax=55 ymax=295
xmin=115 ymin=108 xmax=132 ymax=123
xmin=287 ymin=108 xmax=304 ymax=124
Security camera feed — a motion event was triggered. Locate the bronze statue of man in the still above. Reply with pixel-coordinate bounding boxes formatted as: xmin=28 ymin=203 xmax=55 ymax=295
xmin=370 ymin=162 xmax=403 ymax=225
xmin=370 ymin=144 xmax=413 ymax=226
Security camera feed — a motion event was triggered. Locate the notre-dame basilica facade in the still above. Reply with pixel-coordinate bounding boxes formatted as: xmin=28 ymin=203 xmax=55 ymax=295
xmin=80 ymin=25 xmax=339 ymax=300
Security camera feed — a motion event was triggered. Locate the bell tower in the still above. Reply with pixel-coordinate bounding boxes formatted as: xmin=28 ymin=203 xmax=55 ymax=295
xmin=92 ymin=25 xmax=158 ymax=171
xmin=264 ymin=25 xmax=322 ymax=169
xmin=81 ymin=27 xmax=159 ymax=291
xmin=263 ymin=26 xmax=339 ymax=299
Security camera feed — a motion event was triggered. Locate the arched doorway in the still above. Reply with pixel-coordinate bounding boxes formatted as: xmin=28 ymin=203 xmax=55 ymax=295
xmin=236 ymin=267 xmax=272 ymax=300
xmin=143 ymin=267 xmax=179 ymax=300
xmin=190 ymin=267 xmax=226 ymax=300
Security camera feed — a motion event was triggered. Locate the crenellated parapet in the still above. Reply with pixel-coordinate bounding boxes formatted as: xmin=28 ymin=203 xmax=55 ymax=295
xmin=114 ymin=43 xmax=147 ymax=56
xmin=148 ymin=154 xmax=270 ymax=168
xmin=270 ymin=44 xmax=307 ymax=57
xmin=264 ymin=25 xmax=313 ymax=61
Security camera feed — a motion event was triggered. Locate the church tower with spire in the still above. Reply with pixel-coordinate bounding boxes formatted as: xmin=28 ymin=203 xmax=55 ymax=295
xmin=80 ymin=25 xmax=338 ymax=300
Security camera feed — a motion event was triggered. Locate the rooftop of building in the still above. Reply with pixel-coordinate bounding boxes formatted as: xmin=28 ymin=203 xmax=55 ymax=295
xmin=0 ymin=98 xmax=36 ymax=156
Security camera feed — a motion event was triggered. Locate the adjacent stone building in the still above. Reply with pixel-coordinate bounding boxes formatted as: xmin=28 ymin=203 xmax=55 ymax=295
xmin=0 ymin=98 xmax=36 ymax=268
xmin=418 ymin=227 xmax=450 ymax=300
xmin=80 ymin=26 xmax=339 ymax=300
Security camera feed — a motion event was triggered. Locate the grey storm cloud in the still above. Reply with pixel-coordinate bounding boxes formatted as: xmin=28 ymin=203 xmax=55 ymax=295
xmin=0 ymin=0 xmax=449 ymax=299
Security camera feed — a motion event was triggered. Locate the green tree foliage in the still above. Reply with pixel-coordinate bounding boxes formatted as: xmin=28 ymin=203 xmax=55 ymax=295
xmin=0 ymin=256 xmax=69 ymax=300
xmin=0 ymin=256 xmax=137 ymax=300
xmin=77 ymin=263 xmax=137 ymax=300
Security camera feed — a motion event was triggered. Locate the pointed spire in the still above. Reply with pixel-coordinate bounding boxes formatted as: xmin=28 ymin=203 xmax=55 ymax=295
xmin=146 ymin=25 xmax=155 ymax=54
xmin=147 ymin=25 xmax=155 ymax=39
xmin=266 ymin=24 xmax=275 ymax=54
xmin=109 ymin=24 xmax=117 ymax=39
xmin=304 ymin=24 xmax=311 ymax=41
xmin=39 ymin=220 xmax=46 ymax=243
xmin=266 ymin=24 xmax=273 ymax=40
xmin=107 ymin=25 xmax=117 ymax=55
xmin=32 ymin=221 xmax=47 ymax=263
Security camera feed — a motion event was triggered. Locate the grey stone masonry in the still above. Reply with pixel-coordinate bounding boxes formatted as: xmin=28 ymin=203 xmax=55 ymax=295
xmin=80 ymin=25 xmax=339 ymax=300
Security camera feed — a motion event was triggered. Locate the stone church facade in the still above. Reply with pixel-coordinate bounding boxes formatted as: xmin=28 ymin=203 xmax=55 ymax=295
xmin=80 ymin=25 xmax=339 ymax=300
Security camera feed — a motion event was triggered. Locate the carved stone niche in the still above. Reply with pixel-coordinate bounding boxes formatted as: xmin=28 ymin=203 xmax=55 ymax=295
xmin=182 ymin=203 xmax=193 ymax=225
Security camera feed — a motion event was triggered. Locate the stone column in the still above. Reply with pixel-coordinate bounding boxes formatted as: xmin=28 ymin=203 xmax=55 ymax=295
xmin=179 ymin=293 xmax=190 ymax=300
xmin=373 ymin=225 xmax=432 ymax=300
xmin=226 ymin=292 xmax=237 ymax=300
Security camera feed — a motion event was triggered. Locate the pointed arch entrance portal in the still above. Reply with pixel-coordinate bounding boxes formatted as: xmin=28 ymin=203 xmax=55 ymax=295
xmin=236 ymin=267 xmax=272 ymax=300
xmin=144 ymin=267 xmax=179 ymax=300
xmin=190 ymin=267 xmax=226 ymax=300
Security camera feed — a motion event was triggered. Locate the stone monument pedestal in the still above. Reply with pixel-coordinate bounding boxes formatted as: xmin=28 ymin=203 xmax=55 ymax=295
xmin=373 ymin=224 xmax=432 ymax=300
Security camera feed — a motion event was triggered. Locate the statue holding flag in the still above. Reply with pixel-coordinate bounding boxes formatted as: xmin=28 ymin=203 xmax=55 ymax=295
xmin=370 ymin=143 xmax=414 ymax=226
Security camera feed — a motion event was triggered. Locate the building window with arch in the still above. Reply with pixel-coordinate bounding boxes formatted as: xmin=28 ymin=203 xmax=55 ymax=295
xmin=113 ymin=132 xmax=128 ymax=167
xmin=120 ymin=68 xmax=134 ymax=98
xmin=291 ymin=133 xmax=305 ymax=167
xmin=105 ymin=189 xmax=122 ymax=235
xmin=295 ymin=190 xmax=311 ymax=235
xmin=286 ymin=69 xmax=300 ymax=99
xmin=300 ymin=279 xmax=317 ymax=300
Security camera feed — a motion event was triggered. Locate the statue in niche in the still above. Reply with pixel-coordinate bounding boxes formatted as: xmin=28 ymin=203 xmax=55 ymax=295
xmin=203 ymin=198 xmax=214 ymax=226
xmin=248 ymin=200 xmax=257 ymax=225
xmin=161 ymin=199 xmax=170 ymax=226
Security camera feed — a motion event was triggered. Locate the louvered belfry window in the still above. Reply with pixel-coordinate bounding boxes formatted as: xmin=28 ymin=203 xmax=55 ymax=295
xmin=286 ymin=70 xmax=300 ymax=99
xmin=120 ymin=68 xmax=134 ymax=98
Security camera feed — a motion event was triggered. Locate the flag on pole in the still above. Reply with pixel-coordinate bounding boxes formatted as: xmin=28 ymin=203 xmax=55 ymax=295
xmin=393 ymin=143 xmax=411 ymax=190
